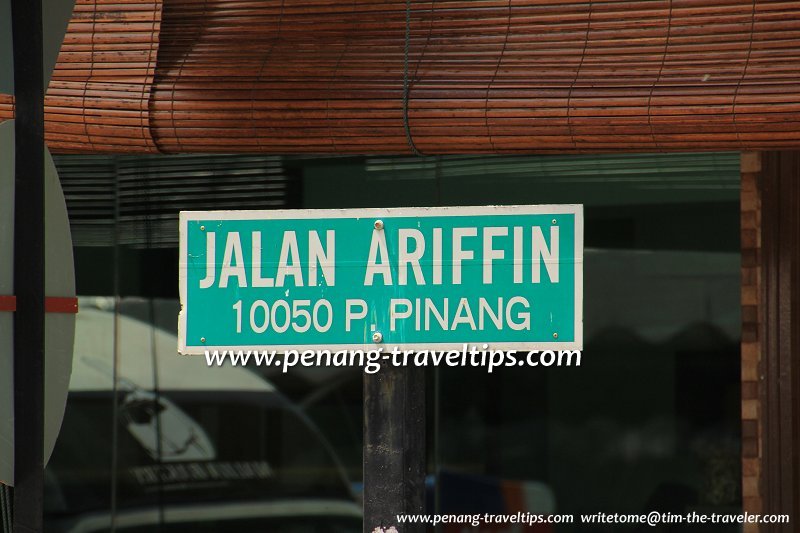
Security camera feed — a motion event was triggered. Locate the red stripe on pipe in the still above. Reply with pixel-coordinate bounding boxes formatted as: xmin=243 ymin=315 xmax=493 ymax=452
xmin=0 ymin=296 xmax=78 ymax=313
xmin=0 ymin=295 xmax=16 ymax=312
xmin=45 ymin=296 xmax=79 ymax=314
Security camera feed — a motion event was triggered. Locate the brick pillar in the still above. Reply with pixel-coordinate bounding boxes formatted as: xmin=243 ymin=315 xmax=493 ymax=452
xmin=741 ymin=151 xmax=800 ymax=532
xmin=740 ymin=152 xmax=762 ymax=531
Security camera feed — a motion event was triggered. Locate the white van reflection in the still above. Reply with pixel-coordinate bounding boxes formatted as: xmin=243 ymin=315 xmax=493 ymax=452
xmin=80 ymin=357 xmax=216 ymax=463
xmin=45 ymin=302 xmax=361 ymax=533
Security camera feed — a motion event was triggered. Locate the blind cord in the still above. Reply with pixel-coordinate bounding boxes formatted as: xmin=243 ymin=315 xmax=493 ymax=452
xmin=403 ymin=0 xmax=423 ymax=156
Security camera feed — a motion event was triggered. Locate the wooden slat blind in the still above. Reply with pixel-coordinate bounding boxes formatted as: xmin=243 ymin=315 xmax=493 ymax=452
xmin=3 ymin=0 xmax=800 ymax=154
xmin=44 ymin=0 xmax=162 ymax=153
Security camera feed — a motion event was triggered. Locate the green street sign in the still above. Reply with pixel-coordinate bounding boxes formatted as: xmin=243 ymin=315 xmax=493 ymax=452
xmin=179 ymin=205 xmax=583 ymax=353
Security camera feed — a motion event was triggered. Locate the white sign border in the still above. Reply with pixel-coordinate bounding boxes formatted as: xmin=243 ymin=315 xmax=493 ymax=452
xmin=179 ymin=204 xmax=583 ymax=355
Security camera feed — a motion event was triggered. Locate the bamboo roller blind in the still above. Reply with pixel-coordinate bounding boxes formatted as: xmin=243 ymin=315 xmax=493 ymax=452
xmin=1 ymin=0 xmax=799 ymax=154
xmin=0 ymin=95 xmax=12 ymax=122
xmin=44 ymin=0 xmax=163 ymax=153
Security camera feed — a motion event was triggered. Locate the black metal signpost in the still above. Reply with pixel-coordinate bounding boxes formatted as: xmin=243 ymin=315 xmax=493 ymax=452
xmin=11 ymin=0 xmax=45 ymax=531
xmin=364 ymin=366 xmax=426 ymax=533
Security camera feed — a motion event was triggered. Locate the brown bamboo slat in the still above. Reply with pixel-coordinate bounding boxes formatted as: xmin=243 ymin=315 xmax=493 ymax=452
xmin=43 ymin=0 xmax=162 ymax=153
xmin=0 ymin=94 xmax=13 ymax=123
xmin=28 ymin=0 xmax=800 ymax=153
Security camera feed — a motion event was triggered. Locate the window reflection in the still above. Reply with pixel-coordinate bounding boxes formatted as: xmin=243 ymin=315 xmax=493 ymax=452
xmin=45 ymin=299 xmax=361 ymax=533
xmin=432 ymin=250 xmax=741 ymax=531
xmin=51 ymin=152 xmax=741 ymax=532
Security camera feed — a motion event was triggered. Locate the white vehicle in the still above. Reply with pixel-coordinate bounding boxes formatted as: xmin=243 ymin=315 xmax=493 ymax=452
xmin=44 ymin=301 xmax=361 ymax=533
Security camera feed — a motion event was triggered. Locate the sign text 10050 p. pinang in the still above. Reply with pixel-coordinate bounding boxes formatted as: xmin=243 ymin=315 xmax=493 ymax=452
xmin=178 ymin=205 xmax=583 ymax=353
